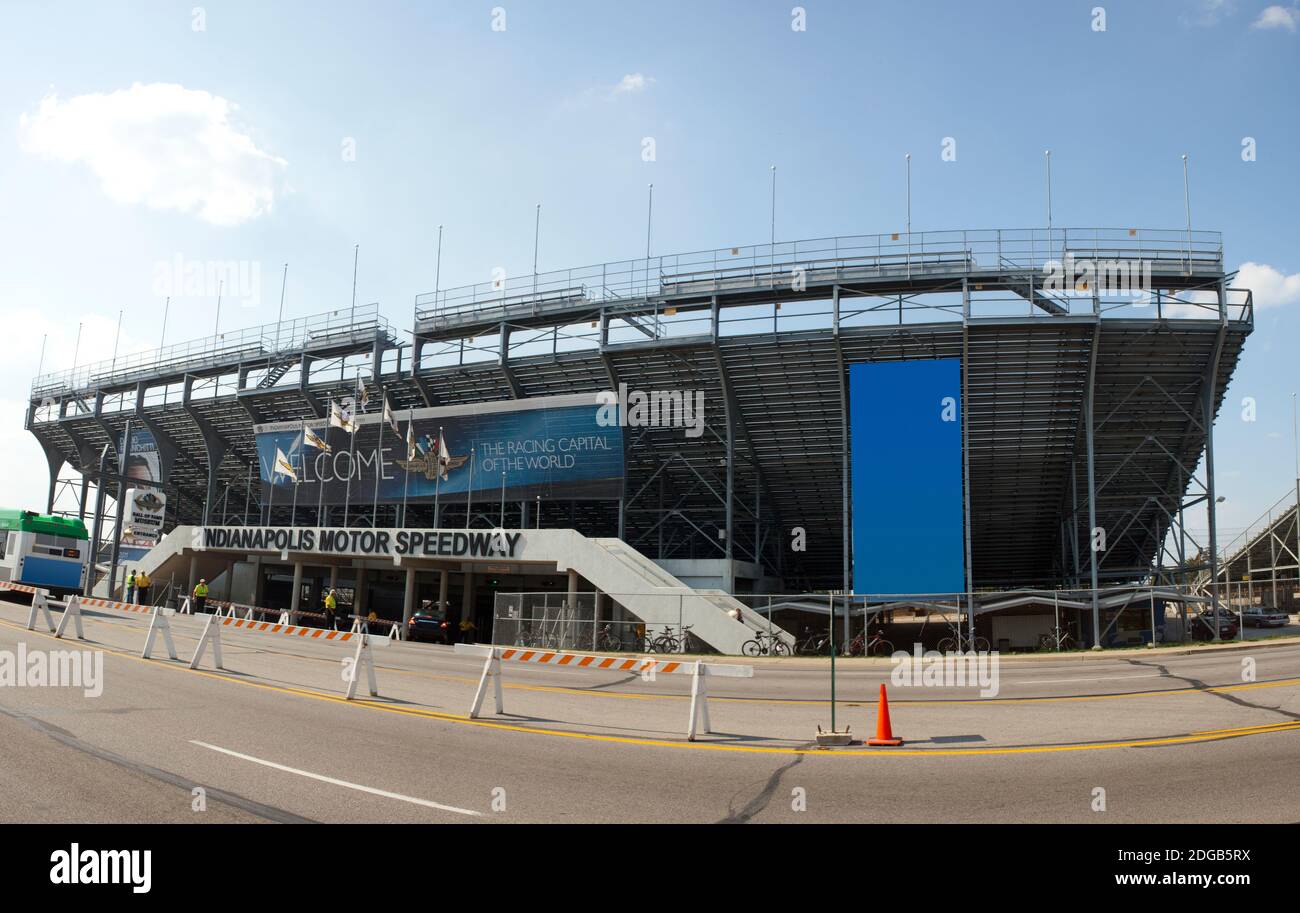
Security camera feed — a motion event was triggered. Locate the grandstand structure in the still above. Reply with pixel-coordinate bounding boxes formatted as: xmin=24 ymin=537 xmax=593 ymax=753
xmin=1215 ymin=485 xmax=1300 ymax=612
xmin=26 ymin=227 xmax=1253 ymax=610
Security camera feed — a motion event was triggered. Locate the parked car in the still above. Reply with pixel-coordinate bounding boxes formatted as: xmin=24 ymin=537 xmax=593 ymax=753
xmin=1242 ymin=605 xmax=1290 ymax=628
xmin=407 ymin=610 xmax=451 ymax=644
xmin=1190 ymin=611 xmax=1239 ymax=641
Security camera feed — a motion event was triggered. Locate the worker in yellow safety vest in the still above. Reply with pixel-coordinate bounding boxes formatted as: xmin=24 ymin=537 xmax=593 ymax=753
xmin=459 ymin=615 xmax=477 ymax=644
xmin=324 ymin=589 xmax=338 ymax=630
xmin=126 ymin=569 xmax=137 ymax=604
xmin=136 ymin=570 xmax=152 ymax=607
xmin=193 ymin=579 xmax=209 ymax=614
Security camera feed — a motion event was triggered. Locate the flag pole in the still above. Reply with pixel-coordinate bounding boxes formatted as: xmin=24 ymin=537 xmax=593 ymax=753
xmin=371 ymin=387 xmax=383 ymax=528
xmin=434 ymin=425 xmax=442 ymax=527
xmin=344 ymin=370 xmax=358 ymax=526
xmin=465 ymin=449 xmax=474 ymax=529
xmin=401 ymin=408 xmax=413 ymax=527
xmin=291 ymin=431 xmax=301 ymax=526
xmin=316 ymin=410 xmax=327 ymax=526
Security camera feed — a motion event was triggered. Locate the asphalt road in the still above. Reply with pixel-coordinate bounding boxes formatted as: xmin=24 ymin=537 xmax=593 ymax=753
xmin=0 ymin=597 xmax=1296 ymax=823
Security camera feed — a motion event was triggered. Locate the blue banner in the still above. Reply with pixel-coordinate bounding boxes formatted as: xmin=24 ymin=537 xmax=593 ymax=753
xmin=850 ymin=360 xmax=966 ymax=595
xmin=254 ymin=394 xmax=624 ymax=505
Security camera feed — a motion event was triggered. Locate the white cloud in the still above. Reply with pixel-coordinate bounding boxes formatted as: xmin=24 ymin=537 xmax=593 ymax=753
xmin=613 ymin=73 xmax=654 ymax=94
xmin=1156 ymin=261 xmax=1299 ymax=318
xmin=1252 ymin=4 xmax=1299 ymax=30
xmin=18 ymin=82 xmax=286 ymax=227
xmin=1235 ymin=261 xmax=1300 ymax=307
xmin=1182 ymin=0 xmax=1238 ymax=26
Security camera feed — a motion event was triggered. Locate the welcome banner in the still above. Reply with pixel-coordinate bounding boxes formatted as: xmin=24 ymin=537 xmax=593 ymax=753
xmin=253 ymin=393 xmax=625 ymax=505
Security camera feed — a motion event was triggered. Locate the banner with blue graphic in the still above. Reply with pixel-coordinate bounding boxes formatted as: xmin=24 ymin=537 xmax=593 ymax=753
xmin=253 ymin=393 xmax=624 ymax=505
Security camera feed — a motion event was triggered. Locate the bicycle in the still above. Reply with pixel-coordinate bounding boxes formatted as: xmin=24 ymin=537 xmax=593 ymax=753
xmin=936 ymin=632 xmax=991 ymax=653
xmin=595 ymin=624 xmax=624 ymax=652
xmin=742 ymin=630 xmax=791 ymax=657
xmin=1036 ymin=627 xmax=1077 ymax=652
xmin=848 ymin=630 xmax=894 ymax=657
xmin=796 ymin=632 xmax=834 ymax=656
xmin=649 ymin=624 xmax=693 ymax=653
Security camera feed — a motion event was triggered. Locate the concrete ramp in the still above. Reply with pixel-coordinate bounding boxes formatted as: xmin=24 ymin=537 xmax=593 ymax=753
xmin=131 ymin=525 xmax=794 ymax=654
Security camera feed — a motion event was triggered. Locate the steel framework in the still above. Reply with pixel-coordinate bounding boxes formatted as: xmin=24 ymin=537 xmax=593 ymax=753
xmin=26 ymin=228 xmax=1252 ymax=600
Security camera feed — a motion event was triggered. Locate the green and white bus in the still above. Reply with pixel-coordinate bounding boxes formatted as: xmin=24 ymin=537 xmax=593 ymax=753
xmin=0 ymin=510 xmax=89 ymax=597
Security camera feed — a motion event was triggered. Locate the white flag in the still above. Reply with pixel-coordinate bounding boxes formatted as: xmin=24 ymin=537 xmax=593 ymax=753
xmin=273 ymin=447 xmax=297 ymax=482
xmin=303 ymin=424 xmax=331 ymax=453
xmin=406 ymin=418 xmax=418 ymax=461
xmin=356 ymin=377 xmax=370 ymax=412
xmin=329 ymin=400 xmax=355 ymax=434
xmin=437 ymin=432 xmax=451 ymax=478
xmin=383 ymin=395 xmax=400 ymax=438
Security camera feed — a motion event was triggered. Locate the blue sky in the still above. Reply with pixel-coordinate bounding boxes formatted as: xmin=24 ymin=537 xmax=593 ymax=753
xmin=0 ymin=0 xmax=1297 ymax=550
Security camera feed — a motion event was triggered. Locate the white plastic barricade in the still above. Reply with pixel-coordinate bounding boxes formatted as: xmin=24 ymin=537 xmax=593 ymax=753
xmin=189 ymin=613 xmax=224 ymax=669
xmin=54 ymin=595 xmax=85 ymax=640
xmin=142 ymin=606 xmax=179 ymax=661
xmin=186 ymin=615 xmax=387 ymax=700
xmin=344 ymin=635 xmax=381 ymax=700
xmin=452 ymin=644 xmax=753 ymax=740
xmin=26 ymin=589 xmax=56 ymax=633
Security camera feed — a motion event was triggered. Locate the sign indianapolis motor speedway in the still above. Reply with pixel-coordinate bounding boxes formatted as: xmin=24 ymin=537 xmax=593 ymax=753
xmin=196 ymin=526 xmax=524 ymax=559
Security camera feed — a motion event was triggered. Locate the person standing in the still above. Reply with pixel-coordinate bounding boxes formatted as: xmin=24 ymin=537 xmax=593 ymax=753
xmin=135 ymin=570 xmax=152 ymax=607
xmin=324 ymin=589 xmax=338 ymax=630
xmin=459 ymin=615 xmax=477 ymax=644
xmin=126 ymin=569 xmax=137 ymax=604
xmin=193 ymin=578 xmax=209 ymax=614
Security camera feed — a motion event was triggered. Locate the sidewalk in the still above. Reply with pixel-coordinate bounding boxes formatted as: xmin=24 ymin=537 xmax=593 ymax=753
xmin=657 ymin=633 xmax=1300 ymax=668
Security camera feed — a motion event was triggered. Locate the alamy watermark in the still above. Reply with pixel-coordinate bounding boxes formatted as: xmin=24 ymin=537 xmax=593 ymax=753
xmin=0 ymin=645 xmax=103 ymax=697
xmin=890 ymin=645 xmax=1000 ymax=697
xmin=595 ymin=383 xmax=705 ymax=439
xmin=152 ymin=255 xmax=263 ymax=309
xmin=1041 ymin=254 xmax=1153 ymax=301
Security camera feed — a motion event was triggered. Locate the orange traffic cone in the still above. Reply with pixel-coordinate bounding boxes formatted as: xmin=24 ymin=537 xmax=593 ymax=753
xmin=868 ymin=683 xmax=903 ymax=746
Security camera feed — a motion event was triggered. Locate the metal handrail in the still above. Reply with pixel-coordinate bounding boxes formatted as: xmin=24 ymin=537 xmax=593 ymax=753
xmin=414 ymin=227 xmax=1224 ymax=325
xmin=33 ymin=302 xmax=394 ymax=397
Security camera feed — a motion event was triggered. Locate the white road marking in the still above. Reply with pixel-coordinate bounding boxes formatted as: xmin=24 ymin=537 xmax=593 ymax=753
xmin=189 ymin=740 xmax=482 ymax=817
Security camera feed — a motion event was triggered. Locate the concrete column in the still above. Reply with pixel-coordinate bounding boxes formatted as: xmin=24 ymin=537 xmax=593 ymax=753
xmin=329 ymin=565 xmax=339 ymax=591
xmin=289 ymin=561 xmax=303 ymax=622
xmin=567 ymin=568 xmax=578 ymax=611
xmin=187 ymin=554 xmax=199 ymax=597
xmin=354 ymin=568 xmax=367 ymax=618
xmin=402 ymin=567 xmax=417 ymax=635
xmin=253 ymin=557 xmax=265 ymax=605
xmin=224 ymin=560 xmax=236 ymax=601
xmin=438 ymin=569 xmax=449 ymax=613
xmin=460 ymin=571 xmax=475 ymax=639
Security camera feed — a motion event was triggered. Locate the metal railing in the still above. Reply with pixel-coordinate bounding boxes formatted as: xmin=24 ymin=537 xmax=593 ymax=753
xmin=414 ymin=227 xmax=1224 ymax=328
xmin=489 ymin=582 xmax=1287 ymax=655
xmin=32 ymin=302 xmax=394 ymax=398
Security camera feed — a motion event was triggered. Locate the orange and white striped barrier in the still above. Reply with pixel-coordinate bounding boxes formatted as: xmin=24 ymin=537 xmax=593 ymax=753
xmin=79 ymin=595 xmax=154 ymax=616
xmin=453 ymin=643 xmax=752 ymax=741
xmin=0 ymin=580 xmax=43 ymax=596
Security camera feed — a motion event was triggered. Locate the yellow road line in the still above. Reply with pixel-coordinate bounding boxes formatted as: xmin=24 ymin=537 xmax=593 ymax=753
xmin=20 ymin=604 xmax=1300 ymax=709
xmin=2 ymin=613 xmax=1298 ymax=758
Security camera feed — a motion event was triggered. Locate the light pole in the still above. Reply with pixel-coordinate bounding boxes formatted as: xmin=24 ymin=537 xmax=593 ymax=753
xmin=1045 ymin=149 xmax=1053 ymax=235
xmin=1293 ymin=393 xmax=1299 ymax=613
xmin=1182 ymin=153 xmax=1192 ymax=273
